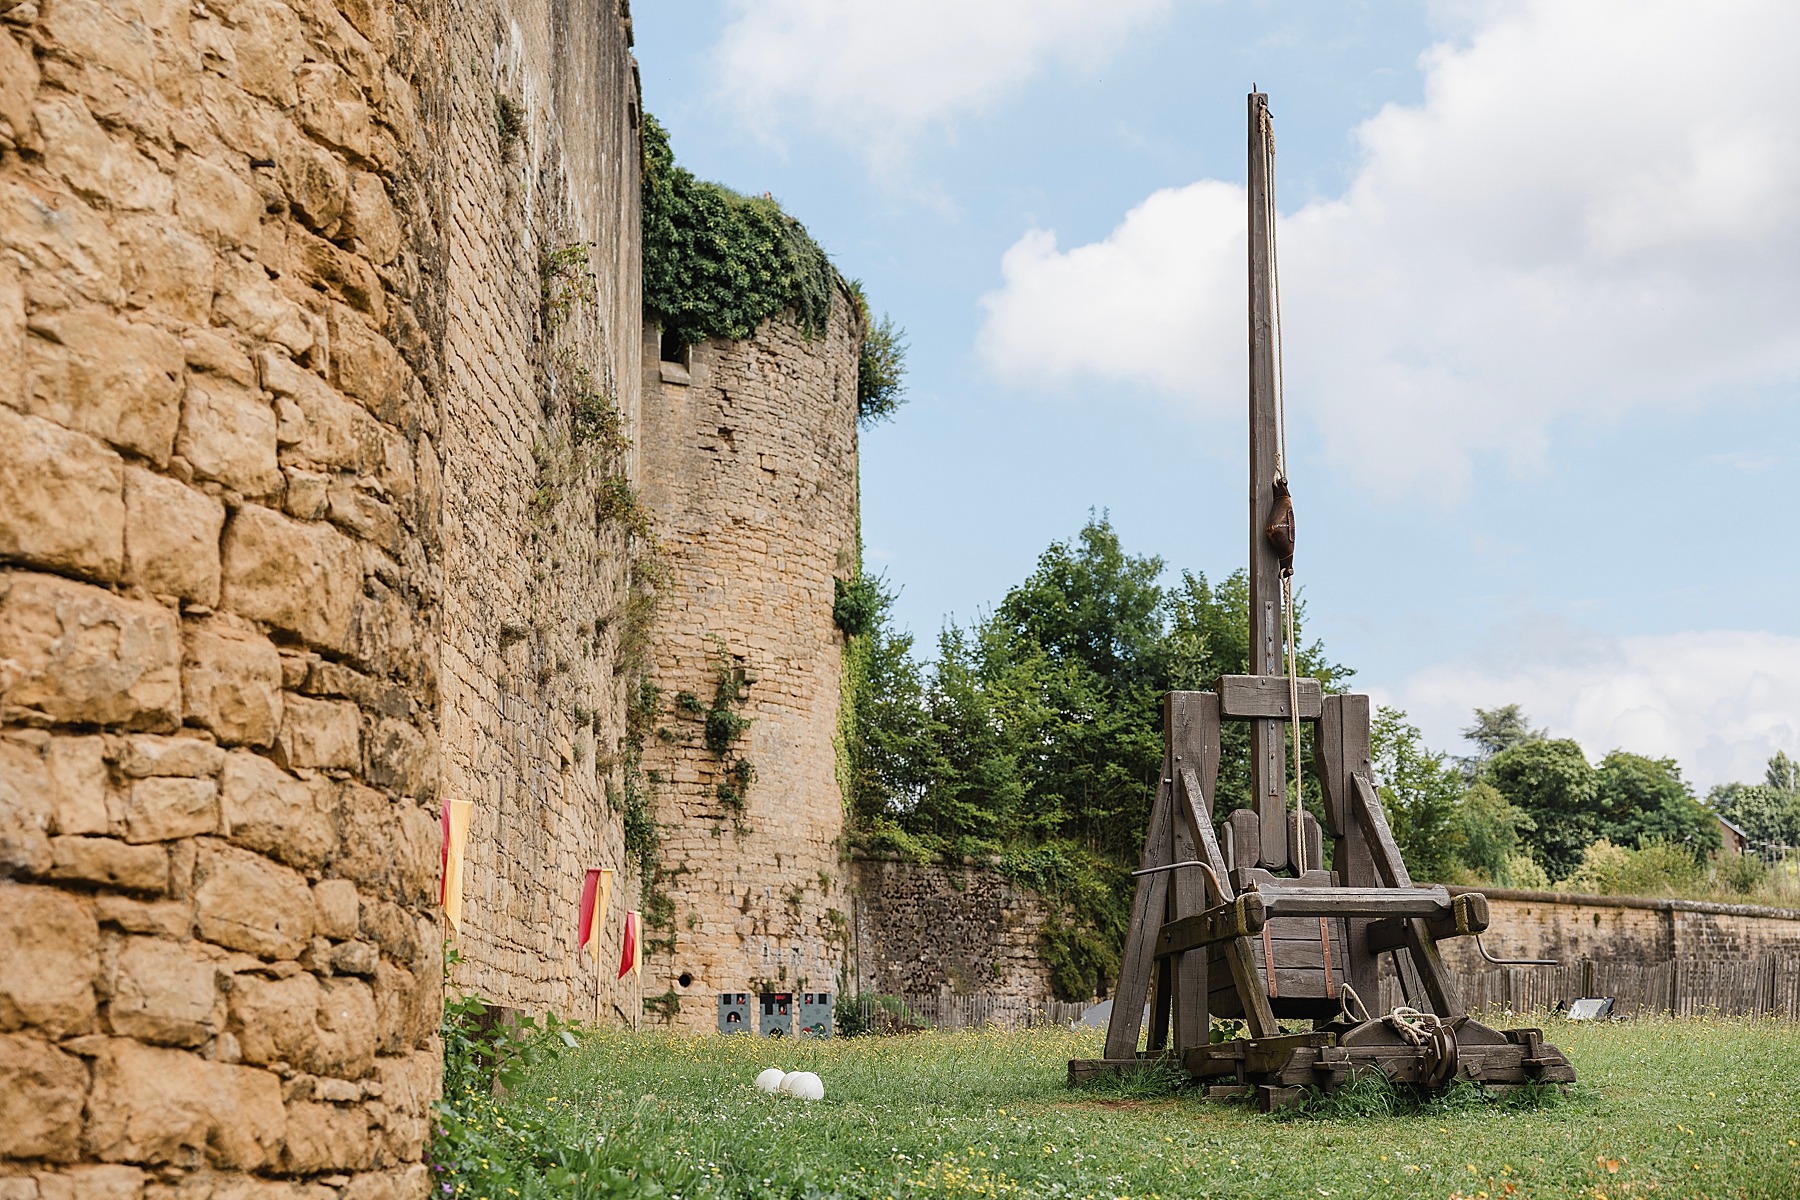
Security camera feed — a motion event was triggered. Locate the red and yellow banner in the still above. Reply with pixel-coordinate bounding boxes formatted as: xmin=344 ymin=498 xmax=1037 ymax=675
xmin=618 ymin=909 xmax=640 ymax=979
xmin=440 ymin=799 xmax=474 ymax=931
xmin=578 ymin=868 xmax=614 ymax=961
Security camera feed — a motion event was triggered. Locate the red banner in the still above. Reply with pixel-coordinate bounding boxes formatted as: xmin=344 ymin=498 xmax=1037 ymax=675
xmin=618 ymin=909 xmax=639 ymax=979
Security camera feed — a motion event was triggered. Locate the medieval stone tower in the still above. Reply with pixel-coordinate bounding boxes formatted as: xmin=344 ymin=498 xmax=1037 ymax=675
xmin=637 ymin=294 xmax=862 ymax=1030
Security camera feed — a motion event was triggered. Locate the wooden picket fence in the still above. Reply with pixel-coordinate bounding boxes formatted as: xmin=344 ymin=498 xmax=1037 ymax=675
xmin=1377 ymin=954 xmax=1800 ymax=1019
xmin=845 ymin=993 xmax=1090 ymax=1031
xmin=855 ymin=956 xmax=1800 ymax=1034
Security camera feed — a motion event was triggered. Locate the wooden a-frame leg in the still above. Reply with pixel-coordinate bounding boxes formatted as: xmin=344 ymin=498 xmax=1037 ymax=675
xmin=1167 ymin=692 xmax=1214 ymax=1053
xmin=1177 ymin=766 xmax=1278 ymax=1040
xmin=1104 ymin=768 xmax=1175 ymax=1059
xmin=1352 ymin=774 xmax=1464 ymax=1017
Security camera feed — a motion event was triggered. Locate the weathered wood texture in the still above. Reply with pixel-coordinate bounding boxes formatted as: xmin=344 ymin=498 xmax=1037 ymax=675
xmin=1178 ymin=766 xmax=1279 ymax=1038
xmin=1246 ymin=92 xmax=1288 ymax=871
xmin=1315 ymin=693 xmax=1380 ymax=1002
xmin=1421 ymin=953 xmax=1800 ymax=1020
xmin=1166 ymin=692 xmax=1215 ymax=1051
xmin=1368 ymin=892 xmax=1490 ymax=952
xmin=1158 ymin=894 xmax=1268 ymax=957
xmin=1218 ymin=674 xmax=1323 ymax=720
xmin=1104 ymin=772 xmax=1174 ymax=1059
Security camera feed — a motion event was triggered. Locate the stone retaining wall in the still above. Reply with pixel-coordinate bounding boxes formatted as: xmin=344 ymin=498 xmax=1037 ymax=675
xmin=849 ymin=857 xmax=1058 ymax=1003
xmin=1443 ymin=886 xmax=1800 ymax=974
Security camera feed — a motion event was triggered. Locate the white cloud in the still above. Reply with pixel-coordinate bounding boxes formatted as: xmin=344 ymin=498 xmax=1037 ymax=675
xmin=978 ymin=0 xmax=1800 ymax=495
xmin=711 ymin=0 xmax=1170 ymax=160
xmin=1376 ymin=620 xmax=1800 ymax=792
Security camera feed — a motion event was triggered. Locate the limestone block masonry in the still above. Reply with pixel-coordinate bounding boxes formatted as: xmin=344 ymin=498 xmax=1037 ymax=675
xmin=0 ymin=0 xmax=644 ymax=1192
xmin=1441 ymin=887 xmax=1800 ymax=973
xmin=638 ymin=299 xmax=861 ymax=1030
xmin=850 ymin=858 xmax=1058 ymax=1002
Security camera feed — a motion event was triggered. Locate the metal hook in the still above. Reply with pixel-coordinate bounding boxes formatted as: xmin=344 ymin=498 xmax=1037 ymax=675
xmin=1474 ymin=935 xmax=1557 ymax=966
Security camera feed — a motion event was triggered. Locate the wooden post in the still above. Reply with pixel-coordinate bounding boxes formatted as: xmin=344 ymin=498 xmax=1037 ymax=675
xmin=1104 ymin=768 xmax=1176 ymax=1059
xmin=1246 ymin=91 xmax=1287 ymax=871
xmin=1167 ymin=692 xmax=1214 ymax=1052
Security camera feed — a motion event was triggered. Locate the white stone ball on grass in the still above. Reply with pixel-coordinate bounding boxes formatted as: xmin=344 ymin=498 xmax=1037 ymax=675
xmin=754 ymin=1068 xmax=787 ymax=1093
xmin=779 ymin=1071 xmax=824 ymax=1101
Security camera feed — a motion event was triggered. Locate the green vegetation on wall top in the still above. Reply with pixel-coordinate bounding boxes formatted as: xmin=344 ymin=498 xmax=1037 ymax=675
xmin=641 ymin=113 xmax=835 ymax=348
xmin=642 ymin=114 xmax=908 ymax=426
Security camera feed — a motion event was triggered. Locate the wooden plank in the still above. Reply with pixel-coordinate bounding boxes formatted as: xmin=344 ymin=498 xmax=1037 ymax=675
xmin=1314 ymin=694 xmax=1347 ymax=837
xmin=1156 ymin=894 xmax=1267 ymax=958
xmin=1103 ymin=767 xmax=1173 ymax=1060
xmin=1177 ymin=766 xmax=1278 ymax=1039
xmin=1367 ymin=893 xmax=1489 ymax=952
xmin=1217 ymin=674 xmax=1324 ymax=721
xmin=1166 ymin=692 xmax=1211 ymax=1053
xmin=1211 ymin=966 xmax=1345 ymax=1001
xmin=1186 ymin=1032 xmax=1334 ymax=1078
xmin=1335 ymin=696 xmax=1380 ymax=1004
xmin=1147 ymin=955 xmax=1173 ymax=1055
xmin=1246 ymin=92 xmax=1288 ymax=875
xmin=1067 ymin=1058 xmax=1176 ymax=1087
xmin=1257 ymin=885 xmax=1451 ymax=918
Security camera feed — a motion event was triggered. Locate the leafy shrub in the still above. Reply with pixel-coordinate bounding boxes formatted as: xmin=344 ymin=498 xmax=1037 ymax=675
xmin=1713 ymin=848 xmax=1769 ymax=894
xmin=432 ymin=959 xmax=593 ymax=1198
xmin=642 ymin=114 xmax=835 ymax=348
xmin=569 ymin=378 xmax=627 ymax=458
xmin=833 ymin=573 xmax=884 ymax=639
xmin=1039 ymin=915 xmax=1118 ymax=1004
xmin=1499 ymin=851 xmax=1551 ymax=889
xmin=857 ymin=312 xmax=908 ymax=425
xmin=1560 ymin=836 xmax=1706 ymax=896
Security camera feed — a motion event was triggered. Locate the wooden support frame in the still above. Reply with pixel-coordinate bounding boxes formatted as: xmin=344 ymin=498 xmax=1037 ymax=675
xmin=1077 ymin=89 xmax=1572 ymax=1097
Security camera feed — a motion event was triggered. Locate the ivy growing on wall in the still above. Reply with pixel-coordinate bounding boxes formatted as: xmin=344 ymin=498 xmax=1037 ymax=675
xmin=641 ymin=114 xmax=835 ymax=348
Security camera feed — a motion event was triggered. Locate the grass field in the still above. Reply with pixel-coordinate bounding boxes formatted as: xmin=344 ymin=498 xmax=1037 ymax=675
xmin=434 ymin=1015 xmax=1800 ymax=1200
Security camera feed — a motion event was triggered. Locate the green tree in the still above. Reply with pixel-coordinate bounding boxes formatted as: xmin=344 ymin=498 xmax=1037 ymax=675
xmin=842 ymin=515 xmax=1353 ymax=997
xmin=841 ymin=578 xmax=939 ymax=838
xmin=1452 ymin=781 xmax=1534 ymax=882
xmin=1459 ymin=703 xmax=1544 ymax=779
xmin=917 ymin=626 xmax=1024 ymax=849
xmin=1708 ymin=782 xmax=1800 ymax=845
xmin=1486 ymin=738 xmax=1599 ymax=881
xmin=982 ymin=519 xmax=1169 ymax=860
xmin=1768 ymin=751 xmax=1800 ymax=792
xmin=1703 ymin=750 xmax=1800 ymax=847
xmin=1594 ymin=751 xmax=1719 ymax=852
xmin=1370 ymin=707 xmax=1465 ymax=882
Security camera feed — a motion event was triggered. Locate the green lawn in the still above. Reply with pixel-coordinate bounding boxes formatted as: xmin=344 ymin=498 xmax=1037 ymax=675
xmin=436 ymin=1015 xmax=1800 ymax=1200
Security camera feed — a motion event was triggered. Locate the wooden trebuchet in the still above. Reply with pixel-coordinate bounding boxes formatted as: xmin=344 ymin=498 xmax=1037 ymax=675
xmin=1069 ymin=89 xmax=1574 ymax=1105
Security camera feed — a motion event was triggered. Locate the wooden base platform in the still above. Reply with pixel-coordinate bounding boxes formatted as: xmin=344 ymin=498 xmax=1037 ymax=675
xmin=1071 ymin=1017 xmax=1575 ymax=1106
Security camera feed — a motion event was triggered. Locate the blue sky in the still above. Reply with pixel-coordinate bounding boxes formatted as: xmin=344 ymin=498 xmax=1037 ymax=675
xmin=632 ymin=0 xmax=1799 ymax=790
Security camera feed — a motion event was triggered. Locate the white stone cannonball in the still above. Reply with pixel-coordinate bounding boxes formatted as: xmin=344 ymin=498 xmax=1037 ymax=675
xmin=754 ymin=1068 xmax=787 ymax=1093
xmin=779 ymin=1070 xmax=824 ymax=1101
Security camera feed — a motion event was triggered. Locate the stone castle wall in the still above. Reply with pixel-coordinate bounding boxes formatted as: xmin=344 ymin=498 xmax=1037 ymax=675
xmin=637 ymin=304 xmax=861 ymax=1029
xmin=0 ymin=0 xmax=644 ymax=1193
xmin=431 ymin=0 xmax=647 ymax=1023
xmin=850 ymin=858 xmax=1058 ymax=1002
xmin=1442 ymin=887 xmax=1800 ymax=973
